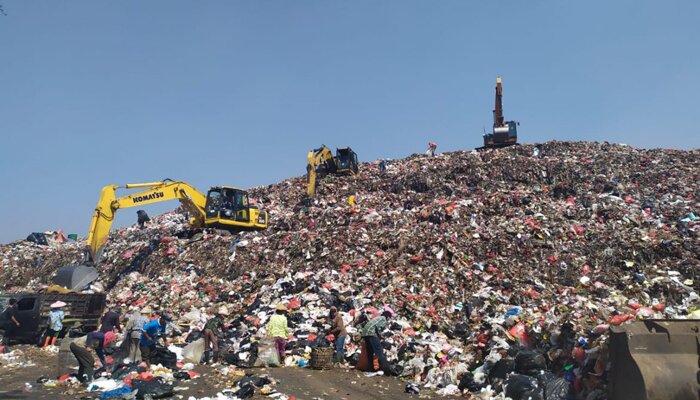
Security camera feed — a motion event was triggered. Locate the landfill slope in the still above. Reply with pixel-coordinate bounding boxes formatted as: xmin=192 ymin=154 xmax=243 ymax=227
xmin=1 ymin=141 xmax=699 ymax=398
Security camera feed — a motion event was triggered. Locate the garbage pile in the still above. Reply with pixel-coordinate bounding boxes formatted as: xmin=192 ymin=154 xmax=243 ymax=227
xmin=1 ymin=141 xmax=699 ymax=399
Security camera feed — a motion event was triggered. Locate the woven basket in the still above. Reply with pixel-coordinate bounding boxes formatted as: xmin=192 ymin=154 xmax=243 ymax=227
xmin=310 ymin=347 xmax=334 ymax=370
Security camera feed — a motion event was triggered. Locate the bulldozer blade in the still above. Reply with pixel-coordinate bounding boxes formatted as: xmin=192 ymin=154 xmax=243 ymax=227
xmin=608 ymin=319 xmax=700 ymax=400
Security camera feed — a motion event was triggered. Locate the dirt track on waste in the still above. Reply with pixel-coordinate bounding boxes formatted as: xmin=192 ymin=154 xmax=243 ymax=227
xmin=0 ymin=345 xmax=448 ymax=400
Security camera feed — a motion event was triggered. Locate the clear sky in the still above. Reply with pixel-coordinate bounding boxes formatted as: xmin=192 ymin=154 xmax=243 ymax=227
xmin=1 ymin=1 xmax=698 ymax=243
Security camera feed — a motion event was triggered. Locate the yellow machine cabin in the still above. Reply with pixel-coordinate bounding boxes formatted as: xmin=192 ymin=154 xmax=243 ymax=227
xmin=86 ymin=180 xmax=267 ymax=262
xmin=306 ymin=145 xmax=359 ymax=197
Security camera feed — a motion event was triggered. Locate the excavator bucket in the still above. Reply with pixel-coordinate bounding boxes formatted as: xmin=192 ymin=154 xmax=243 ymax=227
xmin=608 ymin=319 xmax=700 ymax=400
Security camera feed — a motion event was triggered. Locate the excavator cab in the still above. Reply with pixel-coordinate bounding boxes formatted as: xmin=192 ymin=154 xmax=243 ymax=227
xmin=335 ymin=147 xmax=359 ymax=175
xmin=204 ymin=186 xmax=267 ymax=230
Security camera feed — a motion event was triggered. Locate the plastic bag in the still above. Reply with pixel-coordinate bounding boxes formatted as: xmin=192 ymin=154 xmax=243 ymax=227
xmin=173 ymin=371 xmax=190 ymax=380
xmin=151 ymin=346 xmax=177 ymax=369
xmin=504 ymin=374 xmax=543 ymax=400
xmin=405 ymin=382 xmax=420 ymax=394
xmin=131 ymin=378 xmax=174 ymax=399
xmin=253 ymin=341 xmax=280 ymax=367
xmin=182 ymin=338 xmax=205 ymax=364
xmin=99 ymin=386 xmax=132 ymax=399
xmin=514 ymin=350 xmax=547 ymax=376
xmin=235 ymin=384 xmax=255 ymax=399
xmin=185 ymin=330 xmax=203 ymax=343
xmin=458 ymin=372 xmax=483 ymax=392
xmin=539 ymin=374 xmax=572 ymax=400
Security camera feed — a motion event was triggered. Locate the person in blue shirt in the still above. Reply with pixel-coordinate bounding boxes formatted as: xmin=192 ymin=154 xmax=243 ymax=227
xmin=43 ymin=301 xmax=65 ymax=348
xmin=139 ymin=313 xmax=172 ymax=367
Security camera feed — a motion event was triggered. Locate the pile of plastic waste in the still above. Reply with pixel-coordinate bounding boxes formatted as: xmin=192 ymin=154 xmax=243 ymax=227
xmin=1 ymin=141 xmax=698 ymax=399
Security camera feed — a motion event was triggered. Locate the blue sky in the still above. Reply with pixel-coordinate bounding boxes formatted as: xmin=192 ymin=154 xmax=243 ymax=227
xmin=1 ymin=1 xmax=698 ymax=243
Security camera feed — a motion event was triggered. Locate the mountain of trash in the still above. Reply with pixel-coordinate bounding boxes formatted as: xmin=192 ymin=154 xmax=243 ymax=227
xmin=1 ymin=141 xmax=699 ymax=399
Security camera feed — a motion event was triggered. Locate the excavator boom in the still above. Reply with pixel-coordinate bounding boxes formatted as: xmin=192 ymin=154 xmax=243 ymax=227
xmin=493 ymin=76 xmax=504 ymax=128
xmin=86 ymin=181 xmax=207 ymax=262
xmin=306 ymin=145 xmax=359 ymax=198
xmin=306 ymin=146 xmax=336 ymax=197
xmin=85 ymin=180 xmax=267 ymax=263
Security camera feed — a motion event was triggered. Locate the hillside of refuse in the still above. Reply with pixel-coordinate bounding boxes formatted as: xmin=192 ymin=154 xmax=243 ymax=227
xmin=2 ymin=141 xmax=698 ymax=295
xmin=1 ymin=141 xmax=698 ymax=398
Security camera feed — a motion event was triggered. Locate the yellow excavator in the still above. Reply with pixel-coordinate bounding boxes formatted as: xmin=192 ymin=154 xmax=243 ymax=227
xmin=306 ymin=145 xmax=359 ymax=197
xmin=85 ymin=180 xmax=268 ymax=262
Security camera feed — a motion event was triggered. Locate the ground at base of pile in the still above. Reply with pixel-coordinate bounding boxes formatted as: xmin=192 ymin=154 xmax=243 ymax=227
xmin=0 ymin=345 xmax=453 ymax=400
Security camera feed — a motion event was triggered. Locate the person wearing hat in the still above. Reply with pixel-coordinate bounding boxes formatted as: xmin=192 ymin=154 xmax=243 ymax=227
xmin=267 ymin=303 xmax=290 ymax=364
xmin=328 ymin=306 xmax=348 ymax=364
xmin=69 ymin=330 xmax=113 ymax=384
xmin=42 ymin=301 xmax=66 ymax=348
xmin=125 ymin=307 xmax=150 ymax=362
xmin=203 ymin=306 xmax=229 ymax=364
xmin=139 ymin=312 xmax=172 ymax=367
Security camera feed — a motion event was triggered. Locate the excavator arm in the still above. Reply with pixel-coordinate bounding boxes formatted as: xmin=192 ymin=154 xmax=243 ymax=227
xmin=306 ymin=146 xmax=336 ymax=197
xmin=86 ymin=180 xmax=208 ymax=262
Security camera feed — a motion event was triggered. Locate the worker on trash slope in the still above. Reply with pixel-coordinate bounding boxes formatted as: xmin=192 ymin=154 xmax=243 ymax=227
xmin=43 ymin=301 xmax=66 ymax=348
xmin=70 ymin=330 xmax=112 ymax=384
xmin=140 ymin=312 xmax=172 ymax=367
xmin=328 ymin=306 xmax=347 ymax=364
xmin=359 ymin=306 xmax=398 ymax=375
xmin=427 ymin=142 xmax=437 ymax=157
xmin=203 ymin=306 xmax=229 ymax=364
xmin=267 ymin=303 xmax=290 ymax=364
xmin=137 ymin=210 xmax=150 ymax=228
xmin=125 ymin=306 xmax=150 ymax=363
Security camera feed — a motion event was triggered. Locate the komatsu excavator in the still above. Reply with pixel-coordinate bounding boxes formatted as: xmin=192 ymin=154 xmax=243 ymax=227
xmin=85 ymin=180 xmax=267 ymax=262
xmin=306 ymin=145 xmax=358 ymax=197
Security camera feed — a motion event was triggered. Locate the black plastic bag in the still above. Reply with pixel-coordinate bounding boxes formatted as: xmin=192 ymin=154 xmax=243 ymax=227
xmin=173 ymin=371 xmax=191 ymax=380
xmin=111 ymin=336 xmax=131 ymax=364
xmin=504 ymin=374 xmax=543 ymax=400
xmin=26 ymin=232 xmax=48 ymax=245
xmin=186 ymin=330 xmax=203 ymax=343
xmin=112 ymin=364 xmax=138 ymax=380
xmin=235 ymin=384 xmax=255 ymax=399
xmin=131 ymin=378 xmax=174 ymax=399
xmin=539 ymin=373 xmax=572 ymax=400
xmin=405 ymin=382 xmax=420 ymax=394
xmin=151 ymin=345 xmax=177 ymax=369
xmin=251 ymin=375 xmax=271 ymax=387
xmin=312 ymin=333 xmax=330 ymax=348
xmin=458 ymin=372 xmax=483 ymax=392
xmin=454 ymin=322 xmax=469 ymax=338
xmin=514 ymin=350 xmax=547 ymax=376
xmin=347 ymin=352 xmax=360 ymax=366
xmin=488 ymin=357 xmax=514 ymax=390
